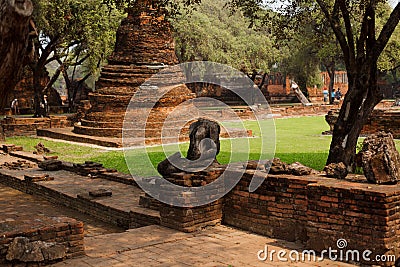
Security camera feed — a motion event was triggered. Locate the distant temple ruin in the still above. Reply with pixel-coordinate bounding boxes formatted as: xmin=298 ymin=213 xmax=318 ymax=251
xmin=3 ymin=68 xmax=61 ymax=114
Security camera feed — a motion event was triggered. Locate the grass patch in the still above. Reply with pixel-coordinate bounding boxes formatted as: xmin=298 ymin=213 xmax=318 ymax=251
xmin=5 ymin=136 xmax=103 ymax=163
xmin=5 ymin=116 xmax=355 ymax=175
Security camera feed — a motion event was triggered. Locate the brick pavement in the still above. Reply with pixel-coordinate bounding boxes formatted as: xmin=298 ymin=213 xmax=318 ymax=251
xmin=0 ymin=184 xmax=124 ymax=237
xmin=50 ymin=225 xmax=357 ymax=267
xmin=0 ymin=165 xmax=159 ymax=221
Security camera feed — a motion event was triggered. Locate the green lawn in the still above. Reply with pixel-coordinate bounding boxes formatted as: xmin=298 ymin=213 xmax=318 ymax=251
xmin=5 ymin=116 xmax=341 ymax=176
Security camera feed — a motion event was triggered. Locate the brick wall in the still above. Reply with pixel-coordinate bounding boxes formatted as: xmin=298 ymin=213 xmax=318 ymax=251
xmin=306 ymin=182 xmax=400 ymax=265
xmin=0 ymin=216 xmax=84 ymax=266
xmin=224 ymin=171 xmax=316 ymax=242
xmin=223 ymin=170 xmax=400 ymax=266
xmin=1 ymin=116 xmax=72 ymax=137
xmin=271 ymin=104 xmax=334 ymax=117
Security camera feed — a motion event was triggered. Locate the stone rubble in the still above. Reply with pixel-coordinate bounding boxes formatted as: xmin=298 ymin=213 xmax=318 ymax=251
xmin=89 ymin=189 xmax=113 ymax=198
xmin=2 ymin=144 xmax=23 ymax=153
xmin=359 ymin=132 xmax=400 ymax=184
xmin=33 ymin=142 xmax=51 ymax=155
xmin=324 ymin=162 xmax=348 ymax=179
xmin=267 ymin=158 xmax=314 ymax=176
xmin=0 ymin=160 xmax=35 ymax=170
xmin=38 ymin=159 xmax=62 ymax=171
xmin=72 ymin=161 xmax=117 ymax=177
xmin=6 ymin=236 xmax=66 ymax=262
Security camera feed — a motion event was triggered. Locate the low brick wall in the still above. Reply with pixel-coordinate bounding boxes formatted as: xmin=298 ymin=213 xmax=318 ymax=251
xmin=1 ymin=116 xmax=72 ymax=137
xmin=224 ymin=171 xmax=316 ymax=242
xmin=270 ymin=104 xmax=335 ymax=117
xmin=306 ymin=182 xmax=400 ymax=265
xmin=0 ymin=216 xmax=84 ymax=266
xmin=325 ymin=107 xmax=400 ymax=138
xmin=362 ymin=109 xmax=400 ymax=138
xmin=223 ymin=170 xmax=400 ymax=266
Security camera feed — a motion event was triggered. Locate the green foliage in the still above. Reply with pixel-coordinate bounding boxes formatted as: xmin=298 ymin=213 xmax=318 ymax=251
xmin=171 ymin=0 xmax=278 ymax=72
xmin=281 ymin=44 xmax=324 ymax=89
xmin=32 ymin=0 xmax=124 ymax=77
xmin=377 ymin=3 xmax=400 ymax=72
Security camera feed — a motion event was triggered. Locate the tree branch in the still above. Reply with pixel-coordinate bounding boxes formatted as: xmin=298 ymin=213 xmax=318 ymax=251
xmin=316 ymin=0 xmax=352 ymax=72
xmin=356 ymin=5 xmax=370 ymax=59
xmin=366 ymin=1 xmax=376 ymax=63
xmin=373 ymin=2 xmax=400 ymax=61
xmin=338 ymin=0 xmax=355 ymax=62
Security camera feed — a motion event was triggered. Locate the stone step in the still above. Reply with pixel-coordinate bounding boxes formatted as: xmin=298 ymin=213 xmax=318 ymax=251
xmin=97 ymin=77 xmax=148 ymax=87
xmin=74 ymin=125 xmax=189 ymax=139
xmin=85 ymin=112 xmax=128 ymax=122
xmin=95 ymin=86 xmax=139 ymax=96
xmin=73 ymin=125 xmax=123 ymax=138
xmin=88 ymin=94 xmax=132 ymax=106
xmin=81 ymin=119 xmax=124 ymax=128
xmin=81 ymin=118 xmax=192 ymax=129
xmin=100 ymin=72 xmax=153 ymax=79
xmin=101 ymin=64 xmax=159 ymax=72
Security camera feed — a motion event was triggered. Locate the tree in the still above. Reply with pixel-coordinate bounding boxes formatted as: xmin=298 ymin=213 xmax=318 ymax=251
xmin=28 ymin=0 xmax=123 ymax=116
xmin=280 ymin=36 xmax=325 ymax=95
xmin=269 ymin=0 xmax=345 ymax=102
xmin=317 ymin=0 xmax=400 ymax=170
xmin=376 ymin=3 xmax=400 ymax=93
xmin=0 ymin=0 xmax=34 ymax=109
xmin=171 ymin=0 xmax=278 ymax=73
xmin=231 ymin=0 xmax=400 ymax=172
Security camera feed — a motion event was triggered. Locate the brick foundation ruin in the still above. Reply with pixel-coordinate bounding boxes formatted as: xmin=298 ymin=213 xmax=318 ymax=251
xmin=325 ymin=107 xmax=400 ymax=138
xmin=1 ymin=116 xmax=72 ymax=137
xmin=224 ymin=170 xmax=400 ymax=266
xmin=2 ymin=68 xmax=62 ymax=115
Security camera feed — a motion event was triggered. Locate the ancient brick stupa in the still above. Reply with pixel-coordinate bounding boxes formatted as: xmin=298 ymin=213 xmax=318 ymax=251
xmin=73 ymin=0 xmax=195 ymax=141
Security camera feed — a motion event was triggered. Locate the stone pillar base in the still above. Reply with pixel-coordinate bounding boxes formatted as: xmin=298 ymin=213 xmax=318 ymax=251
xmin=160 ymin=199 xmax=223 ymax=232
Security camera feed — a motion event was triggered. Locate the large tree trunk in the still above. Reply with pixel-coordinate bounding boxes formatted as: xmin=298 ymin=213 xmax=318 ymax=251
xmin=0 ymin=0 xmax=33 ymax=109
xmin=32 ymin=67 xmax=48 ymax=117
xmin=327 ymin=63 xmax=382 ymax=171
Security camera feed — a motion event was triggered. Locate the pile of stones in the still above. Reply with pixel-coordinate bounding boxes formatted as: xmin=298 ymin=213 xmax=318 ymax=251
xmin=2 ymin=144 xmax=23 ymax=153
xmin=0 ymin=160 xmax=35 ymax=170
xmin=33 ymin=142 xmax=51 ymax=155
xmin=72 ymin=161 xmax=117 ymax=177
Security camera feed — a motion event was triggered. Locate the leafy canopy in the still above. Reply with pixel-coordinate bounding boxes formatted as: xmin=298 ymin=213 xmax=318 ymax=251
xmin=171 ymin=0 xmax=279 ymax=72
xmin=32 ymin=0 xmax=124 ymax=76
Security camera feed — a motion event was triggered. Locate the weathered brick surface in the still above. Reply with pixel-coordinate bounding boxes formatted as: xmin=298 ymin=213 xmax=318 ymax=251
xmin=0 ymin=166 xmax=159 ymax=231
xmin=223 ymin=169 xmax=400 ymax=266
xmin=271 ymin=104 xmax=334 ymax=118
xmin=158 ymin=166 xmax=225 ymax=232
xmin=0 ymin=217 xmax=84 ymax=266
xmin=224 ymin=171 xmax=316 ymax=242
